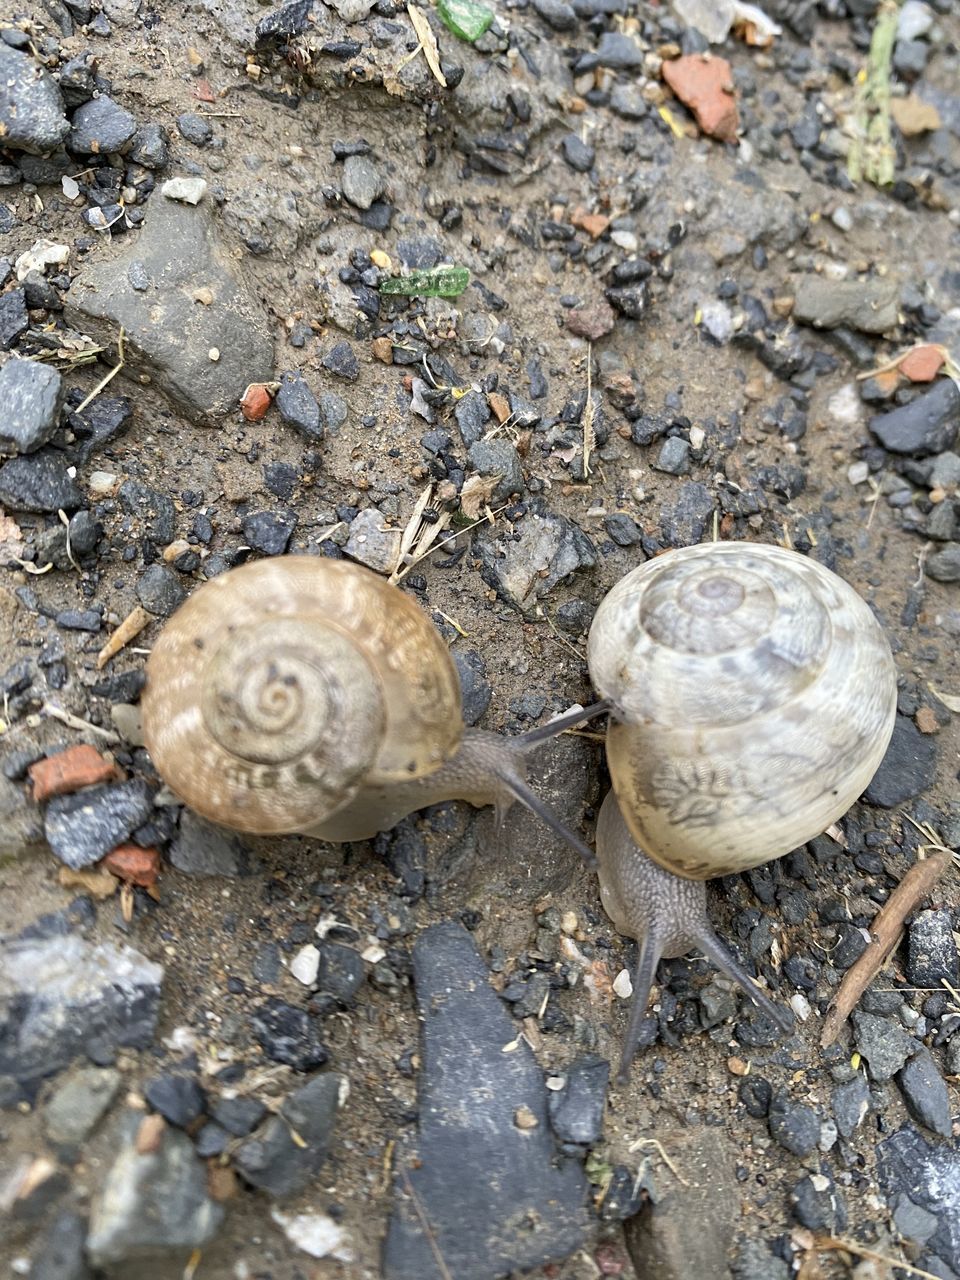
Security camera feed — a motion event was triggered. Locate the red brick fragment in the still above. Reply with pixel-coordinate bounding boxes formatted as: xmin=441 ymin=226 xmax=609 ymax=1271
xmin=29 ymin=745 xmax=123 ymax=803
xmin=899 ymin=345 xmax=945 ymax=383
xmin=662 ymin=54 xmax=739 ymax=143
xmin=101 ymin=843 xmax=161 ymax=888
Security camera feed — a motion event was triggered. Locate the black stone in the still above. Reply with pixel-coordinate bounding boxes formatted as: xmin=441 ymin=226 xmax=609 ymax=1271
xmin=877 ymin=1124 xmax=960 ymax=1276
xmin=0 ymin=449 xmax=83 ymax=512
xmin=869 ymin=379 xmax=960 ymax=457
xmin=0 ymin=287 xmax=28 ymax=349
xmin=234 ymin=1072 xmax=340 ymax=1197
xmin=136 ymin=564 xmax=186 ymax=617
xmin=864 ymin=715 xmax=937 ymax=807
xmin=322 ymin=340 xmax=360 ymax=381
xmin=211 ymin=1095 xmax=268 ymax=1136
xmin=738 ymin=1075 xmax=772 ymax=1119
xmin=176 ymin=112 xmax=213 ymax=146
xmin=768 ymin=1092 xmax=820 ymax=1157
xmin=832 ymin=1075 xmax=871 ymax=1138
xmin=44 ymin=780 xmax=155 ymax=870
xmin=547 ymin=1055 xmax=609 ymax=1146
xmin=790 ymin=1171 xmax=846 ymax=1232
xmin=118 ymin=479 xmax=175 ymax=544
xmin=250 ymin=998 xmax=327 ymax=1071
xmin=561 ymin=134 xmax=595 ymax=173
xmin=316 ymin=942 xmax=365 ymax=1006
xmin=145 ymin=1074 xmax=206 ymax=1128
xmin=897 ymin=1049 xmax=952 ymax=1138
xmin=452 ymin=650 xmax=492 ymax=726
xmin=604 ymin=512 xmax=642 ymax=546
xmin=907 ymin=910 xmax=959 ymax=988
xmin=276 ymin=371 xmax=322 ymax=440
xmin=242 ymin=509 xmax=296 ymax=555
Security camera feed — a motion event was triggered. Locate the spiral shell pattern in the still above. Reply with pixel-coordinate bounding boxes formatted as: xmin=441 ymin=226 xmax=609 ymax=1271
xmin=141 ymin=557 xmax=462 ymax=835
xmin=587 ymin=543 xmax=897 ymax=879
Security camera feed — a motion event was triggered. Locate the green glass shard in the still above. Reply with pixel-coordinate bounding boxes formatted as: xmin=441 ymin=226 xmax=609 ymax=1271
xmin=379 ymin=266 xmax=471 ymax=298
xmin=436 ymin=0 xmax=493 ymax=42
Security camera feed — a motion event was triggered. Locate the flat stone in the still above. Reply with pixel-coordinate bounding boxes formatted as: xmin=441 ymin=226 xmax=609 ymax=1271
xmin=276 ymin=370 xmax=322 ymax=439
xmin=454 ymin=389 xmax=490 ymax=447
xmin=242 ymin=508 xmax=296 ymax=555
xmin=869 ymin=379 xmax=960 ymax=456
xmin=561 ymin=133 xmax=595 ymax=173
xmin=653 ymin=436 xmax=692 ymax=475
xmin=43 ymin=1067 xmax=122 ymax=1148
xmin=87 ymin=1112 xmax=224 ymax=1266
xmin=234 ymin=1072 xmax=342 ymax=1197
xmin=0 ymin=287 xmax=29 ymax=348
xmin=64 ymin=195 xmax=274 ymax=424
xmin=793 ymin=277 xmax=899 ymax=334
xmin=768 ymin=1092 xmax=820 ymax=1156
xmin=0 ymin=45 xmax=69 ymax=155
xmin=322 ymin=339 xmax=359 ymax=380
xmin=548 ymin=1055 xmax=609 ymax=1146
xmin=531 ymin=0 xmax=577 ymax=29
xmin=0 ymin=358 xmax=65 ymax=454
xmin=342 ymin=153 xmax=383 ymax=209
xmin=210 ymin=1095 xmax=267 ymax=1136
xmin=790 ymin=1172 xmax=847 ymax=1232
xmin=595 ymin=31 xmax=644 ymax=68
xmin=892 ymin=1193 xmax=939 ymax=1246
xmin=907 ymin=909 xmax=959 ymax=988
xmin=565 ymin=299 xmax=616 ymax=340
xmin=69 ymin=95 xmax=136 ymax=155
xmin=144 ymin=1073 xmax=206 ymax=1128
xmin=0 ymin=934 xmax=163 ymax=1085
xmin=478 ymin=511 xmax=597 ymax=615
xmin=467 ymin=439 xmax=525 ymax=502
xmin=169 ymin=810 xmax=262 ymax=876
xmin=0 ymin=448 xmax=82 ymax=513
xmin=452 ymin=649 xmax=492 ymax=726
xmin=851 ymin=1010 xmax=916 ymax=1082
xmin=897 ymin=1049 xmax=952 ymax=1137
xmin=343 ymin=507 xmax=400 ymax=574
xmin=160 ymin=176 xmax=207 ymax=205
xmin=383 ymin=922 xmax=589 ymax=1279
xmin=864 ymin=714 xmax=937 ymax=807
xmin=44 ymin=778 xmax=155 ymax=869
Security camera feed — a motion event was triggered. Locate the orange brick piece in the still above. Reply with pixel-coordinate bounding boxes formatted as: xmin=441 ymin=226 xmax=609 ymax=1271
xmin=899 ymin=345 xmax=945 ymax=384
xmin=28 ymin=745 xmax=123 ymax=803
xmin=102 ymin=843 xmax=161 ymax=887
xmin=662 ymin=55 xmax=739 ymax=143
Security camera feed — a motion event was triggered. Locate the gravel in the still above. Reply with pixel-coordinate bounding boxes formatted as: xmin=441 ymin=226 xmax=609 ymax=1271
xmin=768 ymin=1093 xmax=820 ymax=1157
xmin=869 ymin=379 xmax=960 ymax=456
xmin=277 ymin=370 xmax=323 ymax=439
xmin=0 ymin=45 xmax=69 ymax=154
xmin=136 ymin=563 xmax=187 ymax=616
xmin=897 ymin=1049 xmax=952 ymax=1138
xmin=43 ymin=779 xmax=155 ymax=869
xmin=852 ymin=1010 xmax=917 ymax=1082
xmin=0 ymin=359 xmax=66 ymax=455
xmin=234 ymin=1072 xmax=342 ymax=1197
xmin=69 ymin=95 xmax=137 ymax=155
xmin=907 ymin=909 xmax=959 ymax=987
xmin=864 ymin=715 xmax=938 ymax=807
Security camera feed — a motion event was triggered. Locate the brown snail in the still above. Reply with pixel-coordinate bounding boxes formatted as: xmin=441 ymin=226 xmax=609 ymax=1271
xmin=141 ymin=555 xmax=604 ymax=856
xmin=586 ymin=542 xmax=898 ymax=1079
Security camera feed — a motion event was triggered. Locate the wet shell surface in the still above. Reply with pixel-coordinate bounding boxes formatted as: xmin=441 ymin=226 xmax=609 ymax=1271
xmin=587 ymin=542 xmax=898 ymax=879
xmin=141 ymin=556 xmax=462 ymax=835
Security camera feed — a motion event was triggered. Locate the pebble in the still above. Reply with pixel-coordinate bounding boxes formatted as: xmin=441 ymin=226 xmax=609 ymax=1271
xmin=145 ymin=1073 xmax=207 ymax=1128
xmin=869 ymin=379 xmax=960 ymax=456
xmin=852 ymin=1010 xmax=917 ymax=1081
xmin=531 ymin=0 xmax=577 ymax=28
xmin=892 ymin=1193 xmax=939 ymax=1245
xmin=177 ymin=111 xmax=213 ymax=146
xmin=478 ymin=511 xmax=597 ymax=614
xmin=699 ymin=300 xmax=734 ymax=344
xmin=322 ymin=339 xmax=360 ymax=380
xmin=565 ymin=299 xmax=616 ymax=340
xmin=768 ymin=1093 xmax=820 ymax=1157
xmin=43 ymin=1067 xmax=122 ymax=1149
xmin=561 ymin=134 xmax=595 ymax=173
xmin=467 ymin=440 xmax=525 ymax=502
xmin=160 ymin=176 xmax=207 ymax=205
xmin=793 ymin=277 xmax=899 ymax=334
xmin=0 ymin=287 xmax=29 ymax=348
xmin=169 ymin=810 xmax=261 ymax=876
xmin=738 ymin=1076 xmax=772 ymax=1119
xmin=0 ymin=45 xmax=69 ymax=155
xmin=242 ymin=509 xmax=297 ymax=555
xmin=29 ymin=1211 xmax=89 ymax=1280
xmin=69 ymin=509 xmax=102 ymax=555
xmin=907 ymin=909 xmax=959 ymax=987
xmin=927 ymin=544 xmax=960 ymax=582
xmin=653 ymin=436 xmax=691 ymax=476
xmin=0 ymin=933 xmax=162 ymax=1085
xmin=211 ymin=1095 xmax=267 ymax=1136
xmin=878 ymin=1124 xmax=960 ymax=1275
xmin=342 ymin=153 xmax=384 ymax=209
xmin=0 ymin=358 xmax=65 ymax=455
xmin=86 ymin=1112 xmax=224 ymax=1266
xmin=118 ymin=479 xmax=176 ymax=542
xmin=930 ymin=451 xmax=960 ymax=490
xmin=136 ymin=563 xmax=187 ymax=616
xmin=452 ymin=649 xmax=493 ymax=726
xmin=595 ymin=31 xmax=644 ymax=68
xmin=732 ymin=1239 xmax=791 ymax=1280
xmin=234 ymin=1072 xmax=342 ymax=1197
xmin=897 ymin=1049 xmax=952 ymax=1137
xmin=894 ymin=38 xmax=929 ymax=77
xmin=454 ymin=390 xmax=490 ymax=447
xmin=547 ymin=1055 xmax=609 ymax=1146
xmin=0 ymin=449 xmax=82 ymax=513
xmin=604 ymin=512 xmax=642 ymax=546
xmin=863 ymin=714 xmax=937 ymax=807
xmin=383 ymin=922 xmax=588 ymax=1278
xmin=130 ymin=122 xmax=169 ymax=169
xmin=277 ymin=371 xmax=322 ymax=439
xmin=343 ymin=507 xmax=400 ymax=574
xmin=69 ymin=95 xmax=137 ymax=155
xmin=43 ymin=779 xmax=154 ymax=870
xmin=831 ymin=1075 xmax=872 ymax=1138
xmin=790 ymin=1172 xmax=847 ymax=1232
xmin=250 ymin=997 xmax=328 ymax=1070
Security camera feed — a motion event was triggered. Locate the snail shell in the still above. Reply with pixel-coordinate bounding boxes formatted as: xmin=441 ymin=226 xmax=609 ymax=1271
xmin=587 ymin=543 xmax=897 ymax=879
xmin=141 ymin=557 xmax=462 ymax=835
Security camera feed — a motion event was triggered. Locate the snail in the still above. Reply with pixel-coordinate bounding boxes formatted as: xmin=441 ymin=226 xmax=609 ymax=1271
xmin=586 ymin=542 xmax=898 ymax=1079
xmin=140 ymin=555 xmax=605 ymax=857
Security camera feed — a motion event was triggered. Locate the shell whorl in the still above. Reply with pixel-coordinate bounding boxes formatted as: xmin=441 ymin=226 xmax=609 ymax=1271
xmin=587 ymin=543 xmax=898 ymax=879
xmin=141 ymin=556 xmax=463 ymax=835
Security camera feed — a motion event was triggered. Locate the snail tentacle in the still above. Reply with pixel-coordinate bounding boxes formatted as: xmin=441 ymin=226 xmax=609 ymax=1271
xmin=617 ymin=933 xmax=662 ymax=1084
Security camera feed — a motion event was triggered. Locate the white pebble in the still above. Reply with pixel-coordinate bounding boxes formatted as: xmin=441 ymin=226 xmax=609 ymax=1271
xmin=789 ymin=992 xmax=811 ymax=1021
xmin=898 ymin=0 xmax=934 ymax=41
xmin=847 ymin=461 xmax=870 ymax=486
xmin=828 ymin=382 xmax=863 ymax=430
xmin=161 ymin=176 xmax=208 ymax=205
xmin=613 ymin=968 xmax=633 ymax=999
xmin=271 ymin=1210 xmax=353 ymax=1261
xmin=831 ymin=206 xmax=853 ymax=232
xmin=289 ymin=944 xmax=320 ymax=986
xmin=611 ymin=229 xmax=638 ymax=252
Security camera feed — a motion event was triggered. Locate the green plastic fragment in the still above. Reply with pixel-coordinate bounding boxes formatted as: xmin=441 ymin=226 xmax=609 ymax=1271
xmin=379 ymin=266 xmax=471 ymax=298
xmin=436 ymin=0 xmax=493 ymax=43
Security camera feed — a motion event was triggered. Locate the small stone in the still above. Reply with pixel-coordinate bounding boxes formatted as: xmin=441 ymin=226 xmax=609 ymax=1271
xmin=129 ymin=122 xmax=169 ymax=169
xmin=547 ymin=1055 xmax=609 ymax=1145
xmin=454 ymin=390 xmax=490 ymax=447
xmin=44 ymin=779 xmax=154 ymax=870
xmin=926 ymin=544 xmax=960 ymax=583
xmin=531 ymin=0 xmax=576 ymax=28
xmin=467 ymin=440 xmax=525 ymax=503
xmin=604 ymin=512 xmax=642 ymax=546
xmin=343 ymin=508 xmax=400 ymax=574
xmin=43 ymin=1067 xmax=122 ymax=1148
xmin=169 ymin=810 xmax=261 ymax=877
xmin=869 ymin=378 xmax=960 ymax=456
xmin=0 ymin=45 xmax=69 ymax=155
xmin=653 ymin=436 xmax=691 ymax=476
xmin=929 ymin=452 xmax=960 ymax=490
xmin=319 ymin=390 xmax=348 ymax=432
xmin=897 ymin=1049 xmax=952 ymax=1137
xmin=892 ymin=1193 xmax=939 ymax=1245
xmin=661 ymin=54 xmax=739 ymax=142
xmin=137 ymin=563 xmax=187 ymax=616
xmin=595 ymin=31 xmax=644 ymax=68
xmin=29 ymin=744 xmax=122 ymax=803
xmin=290 ymin=944 xmax=321 ymax=986
xmin=118 ymin=479 xmax=176 ymax=543
xmin=852 ymin=1010 xmax=916 ymax=1082
xmin=831 ymin=1075 xmax=871 ymax=1138
xmin=452 ymin=650 xmax=492 ymax=726
xmin=316 ymin=943 xmax=365 ymax=1006
xmin=342 ymin=153 xmax=383 ymax=210
xmin=160 ymin=176 xmax=207 ymax=205
xmin=565 ymin=300 xmax=615 ymax=340
xmin=900 ymin=345 xmax=945 ymax=383
xmin=194 ymin=1122 xmax=230 ymax=1157
xmin=699 ymin=980 xmax=739 ymax=1028
xmin=907 ymin=909 xmax=959 ymax=987
xmin=234 ymin=1072 xmax=341 ymax=1197
xmin=277 ymin=371 xmax=322 ymax=440
xmin=211 ymin=1095 xmax=267 ymax=1136
xmin=610 ymin=83 xmax=648 ymax=120
xmin=250 ymin=997 xmax=328 ymax=1070
xmin=145 ymin=1074 xmax=206 ymax=1128
xmin=768 ymin=1093 xmax=820 ymax=1157
xmin=322 ymin=339 xmax=359 ymax=381
xmin=68 ymin=509 xmax=101 ymax=555
xmin=28 ymin=1211 xmax=90 ymax=1280
xmin=176 ymin=111 xmax=213 ymax=146
xmin=790 ymin=1172 xmax=847 ymax=1232
xmin=0 ymin=359 xmax=65 ymax=455
xmin=242 ymin=509 xmax=297 ymax=555
xmin=864 ymin=714 xmax=937 ymax=807
xmin=69 ymin=95 xmax=136 ymax=155
xmin=793 ymin=276 xmax=899 ymax=335
xmin=0 ymin=449 xmax=82 ymax=513
xmin=0 ymin=287 xmax=28 ymax=349
xmin=561 ymin=133 xmax=595 ymax=173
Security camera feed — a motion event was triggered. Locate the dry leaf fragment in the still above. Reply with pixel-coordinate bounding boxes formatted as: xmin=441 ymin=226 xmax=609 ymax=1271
xmin=890 ymin=93 xmax=942 ymax=137
xmin=407 ymin=4 xmax=447 ymax=87
xmin=459 ymin=473 xmax=500 ymax=520
xmin=929 ymin=684 xmax=960 ymax=713
xmin=58 ymin=864 xmax=119 ymax=899
xmin=96 ymin=605 xmax=152 ymax=670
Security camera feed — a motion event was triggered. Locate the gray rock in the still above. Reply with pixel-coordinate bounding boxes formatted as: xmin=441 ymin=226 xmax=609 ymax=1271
xmin=908 ymin=909 xmax=959 ymax=988
xmin=86 ymin=1112 xmax=224 ymax=1265
xmin=893 ymin=1193 xmax=939 ymax=1245
xmin=234 ymin=1072 xmax=342 ymax=1197
xmin=604 ymin=512 xmax=642 ymax=546
xmin=653 ymin=436 xmax=692 ymax=476
xmin=44 ymin=779 xmax=155 ymax=869
xmin=659 ymin=482 xmax=715 ymax=548
xmin=864 ymin=714 xmax=937 ymax=807
xmin=877 ymin=1124 xmax=960 ymax=1276
xmin=344 ymin=507 xmax=400 ymax=574
xmin=927 ymin=500 xmax=960 ymax=541
xmin=793 ymin=276 xmax=899 ymax=334
xmin=118 ymin=479 xmax=175 ymax=543
xmin=699 ymin=980 xmax=739 ymax=1028
xmin=467 ymin=439 xmax=525 ymax=503
xmin=129 ymin=122 xmax=169 ymax=169
xmin=242 ymin=509 xmax=296 ymax=555
xmin=30 ymin=1211 xmax=91 ymax=1280
xmin=169 ymin=810 xmax=262 ymax=876
xmin=316 ymin=943 xmax=365 ymax=1006
xmin=44 ymin=1067 xmax=122 ymax=1149
xmin=768 ymin=1093 xmax=820 ymax=1156
xmin=342 ymin=153 xmax=384 ymax=209
xmin=831 ymin=1075 xmax=872 ymax=1138
xmin=276 ymin=371 xmax=322 ymax=439
xmin=610 ymin=83 xmax=648 ymax=119
xmin=930 ymin=452 xmax=960 ymax=490
xmin=0 ymin=45 xmax=69 ymax=155
xmin=0 ymin=449 xmax=82 ymax=513
xmin=383 ymin=922 xmax=588 ymax=1279
xmin=479 ymin=511 xmax=597 ymax=615
xmin=176 ymin=111 xmax=213 ymax=146
xmin=454 ymin=389 xmax=490 ymax=447
xmin=210 ymin=1095 xmax=267 ymax=1136
xmin=790 ymin=1171 xmax=847 ymax=1232
xmin=64 ymin=195 xmax=274 ymax=424
xmin=869 ymin=379 xmax=960 ymax=456
xmin=548 ymin=1055 xmax=609 ymax=1146
xmin=595 ymin=31 xmax=644 ymax=68
xmin=894 ymin=37 xmax=929 ymax=77
xmin=322 ymin=339 xmax=360 ymax=380
xmin=731 ymin=1238 xmax=790 ymax=1280
xmin=452 ymin=650 xmax=492 ymax=726
xmin=0 ymin=287 xmax=29 ymax=348
xmin=852 ymin=1010 xmax=916 ymax=1081
xmin=318 ymin=389 xmax=348 ymax=432
xmin=69 ymin=95 xmax=136 ymax=155
xmin=0 ymin=358 xmax=65 ymax=454
xmin=897 ymin=1049 xmax=952 ymax=1137
xmin=136 ymin=564 xmax=186 ymax=617
xmin=531 ymin=0 xmax=577 ymax=29
xmin=0 ymin=934 xmax=163 ymax=1084
xmin=927 ymin=544 xmax=960 ymax=583
xmin=561 ymin=133 xmax=594 ymax=173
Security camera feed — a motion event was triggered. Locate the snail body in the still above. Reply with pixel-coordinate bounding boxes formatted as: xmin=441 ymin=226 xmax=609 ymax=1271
xmin=141 ymin=556 xmax=601 ymax=856
xmin=587 ymin=542 xmax=898 ymax=1076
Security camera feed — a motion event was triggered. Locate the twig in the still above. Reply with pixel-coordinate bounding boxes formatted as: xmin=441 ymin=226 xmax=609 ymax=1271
xmin=41 ymin=702 xmax=121 ymax=743
xmin=820 ymin=849 xmax=951 ymax=1045
xmin=390 ymin=507 xmax=505 ymax=585
xmin=582 ymin=345 xmax=595 ymax=480
xmin=75 ymin=326 xmax=126 ymax=414
xmin=401 ymin=1168 xmax=452 ymax=1280
xmin=628 ymin=1137 xmax=690 ymax=1187
xmin=812 ymin=1233 xmax=945 ymax=1280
